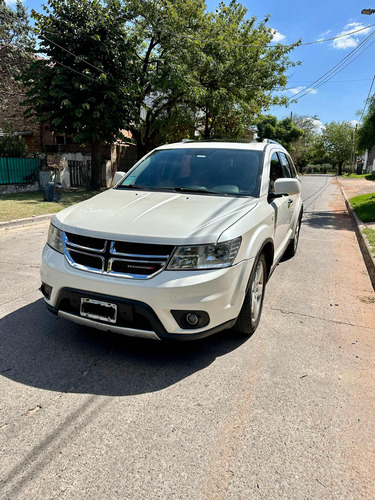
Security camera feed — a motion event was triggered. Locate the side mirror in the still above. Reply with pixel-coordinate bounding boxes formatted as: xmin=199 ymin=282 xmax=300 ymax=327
xmin=273 ymin=178 xmax=301 ymax=196
xmin=113 ymin=171 xmax=126 ymax=185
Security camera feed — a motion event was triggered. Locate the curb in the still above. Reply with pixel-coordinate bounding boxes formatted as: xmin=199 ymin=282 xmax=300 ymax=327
xmin=337 ymin=179 xmax=375 ymax=291
xmin=0 ymin=213 xmax=54 ymax=230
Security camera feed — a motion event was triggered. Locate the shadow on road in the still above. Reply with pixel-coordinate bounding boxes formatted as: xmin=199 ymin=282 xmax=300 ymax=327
xmin=0 ymin=299 xmax=247 ymax=396
xmin=302 ymin=209 xmax=351 ymax=231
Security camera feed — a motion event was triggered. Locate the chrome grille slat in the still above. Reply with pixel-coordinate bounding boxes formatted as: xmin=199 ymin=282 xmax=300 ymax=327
xmin=62 ymin=232 xmax=174 ymax=279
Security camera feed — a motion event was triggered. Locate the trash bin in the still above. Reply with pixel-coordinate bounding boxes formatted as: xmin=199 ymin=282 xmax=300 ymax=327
xmin=44 ymin=181 xmax=63 ymax=202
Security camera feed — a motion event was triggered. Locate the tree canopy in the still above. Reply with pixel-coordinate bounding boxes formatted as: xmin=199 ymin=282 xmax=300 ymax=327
xmin=357 ymin=96 xmax=375 ymax=153
xmin=256 ymin=115 xmax=304 ymax=150
xmin=322 ymin=121 xmax=353 ymax=175
xmin=0 ymin=0 xmax=35 ymax=111
xmin=21 ymin=0 xmax=138 ymax=188
xmin=20 ymin=0 xmax=300 ymax=186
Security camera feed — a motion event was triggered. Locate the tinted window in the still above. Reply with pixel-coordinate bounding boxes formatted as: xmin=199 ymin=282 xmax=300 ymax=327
xmin=287 ymin=156 xmax=297 ymax=177
xmin=278 ymin=152 xmax=293 ymax=178
xmin=270 ymin=152 xmax=284 ymax=190
xmin=117 ymin=148 xmax=264 ymax=197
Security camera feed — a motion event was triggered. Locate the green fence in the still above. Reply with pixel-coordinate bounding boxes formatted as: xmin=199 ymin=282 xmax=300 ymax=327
xmin=0 ymin=157 xmax=41 ymax=185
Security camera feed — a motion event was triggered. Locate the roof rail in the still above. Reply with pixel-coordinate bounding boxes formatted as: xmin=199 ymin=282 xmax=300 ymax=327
xmin=181 ymin=138 xmax=195 ymax=143
xmin=258 ymin=138 xmax=283 ymax=146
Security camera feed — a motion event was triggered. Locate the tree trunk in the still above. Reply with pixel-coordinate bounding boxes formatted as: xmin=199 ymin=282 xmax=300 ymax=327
xmin=338 ymin=160 xmax=343 ymax=176
xmin=203 ymin=110 xmax=211 ymax=140
xmin=90 ymin=139 xmax=102 ymax=189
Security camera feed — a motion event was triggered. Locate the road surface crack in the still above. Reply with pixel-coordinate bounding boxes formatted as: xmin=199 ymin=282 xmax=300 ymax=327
xmin=268 ymin=306 xmax=375 ymax=331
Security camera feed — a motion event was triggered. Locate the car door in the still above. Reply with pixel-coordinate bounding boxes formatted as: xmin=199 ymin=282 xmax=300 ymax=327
xmin=269 ymin=151 xmax=292 ymax=260
xmin=278 ymin=151 xmax=300 ymax=232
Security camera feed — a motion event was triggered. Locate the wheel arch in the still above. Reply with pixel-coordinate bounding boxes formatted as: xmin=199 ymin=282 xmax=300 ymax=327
xmin=258 ymin=239 xmax=274 ymax=281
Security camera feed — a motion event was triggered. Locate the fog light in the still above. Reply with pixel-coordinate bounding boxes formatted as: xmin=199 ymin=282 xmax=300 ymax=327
xmin=40 ymin=282 xmax=52 ymax=300
xmin=171 ymin=310 xmax=210 ymax=329
xmin=185 ymin=313 xmax=199 ymax=326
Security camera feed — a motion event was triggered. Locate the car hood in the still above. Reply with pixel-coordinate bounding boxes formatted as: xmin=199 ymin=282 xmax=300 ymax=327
xmin=53 ymin=188 xmax=257 ymax=245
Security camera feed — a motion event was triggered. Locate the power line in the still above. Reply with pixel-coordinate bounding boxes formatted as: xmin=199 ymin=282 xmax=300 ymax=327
xmin=359 ymin=74 xmax=375 ymax=121
xmin=296 ymin=37 xmax=375 ymax=100
xmin=292 ymin=30 xmax=375 ymax=100
xmin=1 ymin=9 xmax=105 ymax=75
xmin=2 ymin=6 xmax=375 ymax=51
xmin=301 ymin=23 xmax=374 ymax=46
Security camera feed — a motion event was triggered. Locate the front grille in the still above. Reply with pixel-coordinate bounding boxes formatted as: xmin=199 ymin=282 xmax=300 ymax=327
xmin=63 ymin=232 xmax=174 ymax=279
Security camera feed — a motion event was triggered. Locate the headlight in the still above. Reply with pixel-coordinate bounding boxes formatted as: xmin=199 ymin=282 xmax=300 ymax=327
xmin=167 ymin=237 xmax=241 ymax=270
xmin=47 ymin=223 xmax=64 ymax=253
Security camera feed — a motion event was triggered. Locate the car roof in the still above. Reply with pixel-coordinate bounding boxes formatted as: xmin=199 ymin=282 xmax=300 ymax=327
xmin=154 ymin=140 xmax=286 ymax=153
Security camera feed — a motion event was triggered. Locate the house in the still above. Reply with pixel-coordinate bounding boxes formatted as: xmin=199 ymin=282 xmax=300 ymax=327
xmin=1 ymin=46 xmax=137 ymax=189
xmin=364 ymin=146 xmax=375 ymax=173
xmin=0 ymin=51 xmax=55 ymax=153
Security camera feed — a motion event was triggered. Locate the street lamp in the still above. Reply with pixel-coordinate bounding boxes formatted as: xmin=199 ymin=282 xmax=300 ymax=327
xmin=361 ymin=8 xmax=375 ymax=14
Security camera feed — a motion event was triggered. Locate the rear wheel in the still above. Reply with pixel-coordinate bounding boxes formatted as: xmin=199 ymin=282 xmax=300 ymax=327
xmin=234 ymin=253 xmax=267 ymax=335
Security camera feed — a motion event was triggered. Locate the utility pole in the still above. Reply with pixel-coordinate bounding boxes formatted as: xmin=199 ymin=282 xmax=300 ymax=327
xmin=351 ymin=124 xmax=358 ymax=173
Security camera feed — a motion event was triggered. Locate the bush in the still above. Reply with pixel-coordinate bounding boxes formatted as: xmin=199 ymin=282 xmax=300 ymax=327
xmin=0 ymin=124 xmax=28 ymax=157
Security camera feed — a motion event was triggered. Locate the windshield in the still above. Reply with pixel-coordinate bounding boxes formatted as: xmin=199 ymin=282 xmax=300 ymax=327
xmin=117 ymin=148 xmax=263 ymax=197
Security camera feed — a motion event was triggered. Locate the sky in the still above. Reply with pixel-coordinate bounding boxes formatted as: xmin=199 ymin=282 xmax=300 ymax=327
xmin=6 ymin=0 xmax=375 ymax=129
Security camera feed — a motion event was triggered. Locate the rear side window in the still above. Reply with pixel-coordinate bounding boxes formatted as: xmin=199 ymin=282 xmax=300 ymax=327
xmin=278 ymin=152 xmax=297 ymax=178
xmin=287 ymin=156 xmax=297 ymax=177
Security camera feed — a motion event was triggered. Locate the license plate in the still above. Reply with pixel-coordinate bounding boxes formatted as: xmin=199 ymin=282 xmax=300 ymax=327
xmin=80 ymin=298 xmax=117 ymax=324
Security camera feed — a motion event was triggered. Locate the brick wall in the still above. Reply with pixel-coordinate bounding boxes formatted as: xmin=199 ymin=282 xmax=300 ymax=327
xmin=0 ymin=50 xmax=54 ymax=153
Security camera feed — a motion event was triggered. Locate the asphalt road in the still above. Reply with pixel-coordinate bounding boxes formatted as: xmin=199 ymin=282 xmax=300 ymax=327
xmin=1 ymin=175 xmax=374 ymax=499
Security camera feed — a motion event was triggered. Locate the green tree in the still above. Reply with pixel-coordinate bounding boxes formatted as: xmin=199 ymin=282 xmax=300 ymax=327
xmin=289 ymin=115 xmax=322 ymax=172
xmin=357 ymin=96 xmax=375 ymax=153
xmin=191 ymin=2 xmax=299 ymax=140
xmin=123 ymin=0 xmax=207 ymax=158
xmin=0 ymin=0 xmax=35 ymax=111
xmin=257 ymin=115 xmax=304 ymax=150
xmin=123 ymin=0 xmax=299 ymax=152
xmin=21 ymin=0 xmax=137 ymax=189
xmin=322 ymin=121 xmax=353 ymax=175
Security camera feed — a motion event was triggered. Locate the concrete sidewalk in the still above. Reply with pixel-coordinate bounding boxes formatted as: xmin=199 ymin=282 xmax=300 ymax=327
xmin=337 ymin=176 xmax=375 ymax=290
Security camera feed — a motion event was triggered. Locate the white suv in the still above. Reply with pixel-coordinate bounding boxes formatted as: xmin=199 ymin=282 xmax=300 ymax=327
xmin=41 ymin=140 xmax=302 ymax=340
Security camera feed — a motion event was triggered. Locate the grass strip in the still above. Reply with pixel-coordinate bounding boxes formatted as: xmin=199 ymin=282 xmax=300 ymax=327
xmin=342 ymin=173 xmax=375 ymax=180
xmin=0 ymin=190 xmax=97 ymax=222
xmin=350 ymin=193 xmax=375 ymax=223
xmin=363 ymin=228 xmax=375 ymax=255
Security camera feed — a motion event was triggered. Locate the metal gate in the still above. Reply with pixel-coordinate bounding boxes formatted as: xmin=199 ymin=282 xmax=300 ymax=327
xmin=0 ymin=157 xmax=41 ymax=185
xmin=68 ymin=160 xmax=91 ymax=187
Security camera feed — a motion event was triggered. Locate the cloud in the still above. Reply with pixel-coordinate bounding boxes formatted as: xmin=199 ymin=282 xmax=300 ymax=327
xmin=310 ymin=118 xmax=324 ymax=132
xmin=350 ymin=119 xmax=360 ymax=127
xmin=271 ymin=29 xmax=286 ymax=43
xmin=316 ymin=30 xmax=332 ymax=42
xmin=288 ymin=87 xmax=317 ymax=95
xmin=331 ymin=22 xmax=371 ymax=50
xmin=5 ymin=0 xmax=23 ymax=5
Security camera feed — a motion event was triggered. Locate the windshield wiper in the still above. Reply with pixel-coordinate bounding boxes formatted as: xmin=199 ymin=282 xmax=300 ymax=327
xmin=172 ymin=187 xmax=220 ymax=195
xmin=116 ymin=184 xmax=146 ymax=190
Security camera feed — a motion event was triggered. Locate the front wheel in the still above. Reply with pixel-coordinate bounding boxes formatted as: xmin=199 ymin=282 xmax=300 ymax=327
xmin=234 ymin=253 xmax=267 ymax=336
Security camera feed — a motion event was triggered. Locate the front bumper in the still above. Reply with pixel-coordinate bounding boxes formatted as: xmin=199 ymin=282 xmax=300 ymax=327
xmin=41 ymin=244 xmax=254 ymax=340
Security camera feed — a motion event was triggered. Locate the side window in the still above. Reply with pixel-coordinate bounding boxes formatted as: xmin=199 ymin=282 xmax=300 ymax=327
xmin=278 ymin=152 xmax=293 ymax=178
xmin=287 ymin=156 xmax=297 ymax=178
xmin=269 ymin=152 xmax=284 ymax=191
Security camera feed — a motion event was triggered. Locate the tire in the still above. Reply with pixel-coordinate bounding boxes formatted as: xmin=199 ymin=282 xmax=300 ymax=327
xmin=284 ymin=215 xmax=302 ymax=259
xmin=234 ymin=253 xmax=267 ymax=336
